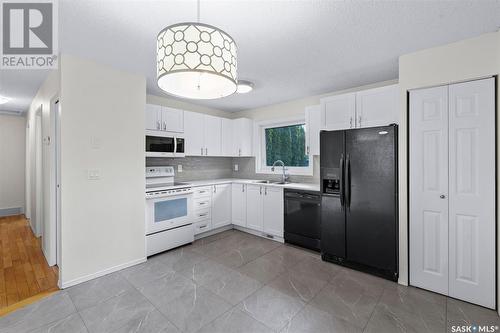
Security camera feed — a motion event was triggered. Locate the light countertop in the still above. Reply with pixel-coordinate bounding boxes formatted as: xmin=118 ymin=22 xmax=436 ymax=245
xmin=182 ymin=178 xmax=320 ymax=192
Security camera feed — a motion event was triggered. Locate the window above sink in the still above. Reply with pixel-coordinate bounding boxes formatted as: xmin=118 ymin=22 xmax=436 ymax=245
xmin=254 ymin=116 xmax=313 ymax=176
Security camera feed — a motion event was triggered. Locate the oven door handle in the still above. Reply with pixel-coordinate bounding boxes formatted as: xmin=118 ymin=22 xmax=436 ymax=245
xmin=173 ymin=136 xmax=178 ymax=156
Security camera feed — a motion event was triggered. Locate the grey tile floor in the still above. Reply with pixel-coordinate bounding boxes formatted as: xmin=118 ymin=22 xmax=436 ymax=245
xmin=1 ymin=229 xmax=499 ymax=333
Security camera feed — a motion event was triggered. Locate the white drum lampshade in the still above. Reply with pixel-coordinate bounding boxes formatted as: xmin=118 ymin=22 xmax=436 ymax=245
xmin=157 ymin=23 xmax=238 ymax=99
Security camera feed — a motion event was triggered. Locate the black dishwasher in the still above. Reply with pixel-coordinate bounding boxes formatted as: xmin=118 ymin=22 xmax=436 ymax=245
xmin=284 ymin=189 xmax=321 ymax=251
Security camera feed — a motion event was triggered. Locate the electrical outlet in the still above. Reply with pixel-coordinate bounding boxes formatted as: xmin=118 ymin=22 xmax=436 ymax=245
xmin=178 ymin=165 xmax=183 ymax=172
xmin=234 ymin=164 xmax=238 ymax=171
xmin=87 ymin=169 xmax=101 ymax=180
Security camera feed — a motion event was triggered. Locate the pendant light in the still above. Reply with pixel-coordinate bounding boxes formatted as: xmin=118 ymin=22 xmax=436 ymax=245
xmin=156 ymin=0 xmax=237 ymax=99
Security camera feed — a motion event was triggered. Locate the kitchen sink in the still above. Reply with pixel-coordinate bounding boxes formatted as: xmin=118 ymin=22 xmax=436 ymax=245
xmin=251 ymin=180 xmax=291 ymax=185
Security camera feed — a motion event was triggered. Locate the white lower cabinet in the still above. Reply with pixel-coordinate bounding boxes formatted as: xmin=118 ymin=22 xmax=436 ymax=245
xmin=211 ymin=184 xmax=232 ymax=229
xmin=231 ymin=183 xmax=247 ymax=227
xmin=245 ymin=185 xmax=264 ymax=231
xmin=243 ymin=184 xmax=284 ymax=237
xmin=193 ymin=182 xmax=285 ymax=240
xmin=193 ymin=220 xmax=211 ymax=234
xmin=192 ymin=186 xmax=212 ymax=235
xmin=262 ymin=186 xmax=284 ymax=237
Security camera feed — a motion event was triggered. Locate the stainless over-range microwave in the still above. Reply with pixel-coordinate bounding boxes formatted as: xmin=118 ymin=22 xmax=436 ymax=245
xmin=145 ymin=133 xmax=185 ymax=157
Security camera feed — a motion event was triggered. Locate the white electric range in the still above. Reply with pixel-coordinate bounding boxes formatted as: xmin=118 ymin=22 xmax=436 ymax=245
xmin=145 ymin=166 xmax=194 ymax=256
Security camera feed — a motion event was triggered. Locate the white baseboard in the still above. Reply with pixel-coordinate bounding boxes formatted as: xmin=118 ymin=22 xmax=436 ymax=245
xmin=233 ymin=225 xmax=284 ymax=243
xmin=0 ymin=207 xmax=23 ymax=217
xmin=60 ymin=257 xmax=147 ymax=289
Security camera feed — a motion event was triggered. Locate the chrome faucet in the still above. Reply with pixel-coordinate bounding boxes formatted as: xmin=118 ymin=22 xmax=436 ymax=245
xmin=271 ymin=160 xmax=289 ymax=183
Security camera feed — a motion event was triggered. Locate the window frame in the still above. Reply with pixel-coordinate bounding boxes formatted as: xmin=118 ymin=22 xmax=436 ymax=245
xmin=255 ymin=116 xmax=313 ymax=176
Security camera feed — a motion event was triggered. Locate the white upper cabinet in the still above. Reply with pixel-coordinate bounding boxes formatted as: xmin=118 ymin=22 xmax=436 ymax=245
xmin=232 ymin=118 xmax=253 ymax=157
xmin=305 ymin=105 xmax=321 ymax=156
xmin=262 ymin=186 xmax=284 ymax=237
xmin=212 ymin=184 xmax=232 ymax=229
xmin=162 ymin=107 xmax=184 ymax=133
xmin=145 ymin=104 xmax=162 ymax=131
xmin=221 ymin=118 xmax=234 ymax=157
xmin=245 ymin=185 xmax=264 ymax=231
xmin=184 ymin=113 xmax=253 ymax=157
xmin=321 ymin=92 xmax=356 ymax=130
xmin=355 ymin=84 xmax=399 ymax=128
xmin=184 ymin=111 xmax=205 ymax=156
xmin=145 ymin=104 xmax=184 ymax=133
xmin=319 ymin=84 xmax=399 ymax=130
xmin=204 ymin=115 xmax=222 ymax=156
xmin=231 ymin=183 xmax=247 ymax=227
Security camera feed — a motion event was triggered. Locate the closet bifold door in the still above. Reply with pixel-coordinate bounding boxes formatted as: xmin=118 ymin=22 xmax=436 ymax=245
xmin=409 ymin=86 xmax=449 ymax=295
xmin=448 ymin=78 xmax=495 ymax=309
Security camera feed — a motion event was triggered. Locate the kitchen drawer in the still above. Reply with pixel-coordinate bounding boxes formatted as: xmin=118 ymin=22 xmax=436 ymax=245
xmin=193 ymin=209 xmax=211 ymax=222
xmin=193 ymin=197 xmax=211 ymax=210
xmin=193 ymin=186 xmax=212 ymax=198
xmin=194 ymin=220 xmax=212 ymax=235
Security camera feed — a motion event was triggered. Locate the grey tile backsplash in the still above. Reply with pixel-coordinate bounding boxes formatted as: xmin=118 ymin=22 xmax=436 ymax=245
xmin=146 ymin=157 xmax=233 ymax=182
xmin=147 ymin=156 xmax=320 ymax=184
xmin=231 ymin=156 xmax=320 ymax=184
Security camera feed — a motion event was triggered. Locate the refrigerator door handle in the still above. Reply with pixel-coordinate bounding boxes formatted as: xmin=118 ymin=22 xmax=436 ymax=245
xmin=346 ymin=154 xmax=351 ymax=210
xmin=339 ymin=154 xmax=344 ymax=208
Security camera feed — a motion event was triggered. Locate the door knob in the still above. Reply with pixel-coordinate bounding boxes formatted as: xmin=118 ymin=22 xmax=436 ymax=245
xmin=440 ymin=194 xmax=446 ymax=199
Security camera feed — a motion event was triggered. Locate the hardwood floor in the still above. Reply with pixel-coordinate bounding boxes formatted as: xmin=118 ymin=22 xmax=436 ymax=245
xmin=0 ymin=215 xmax=58 ymax=311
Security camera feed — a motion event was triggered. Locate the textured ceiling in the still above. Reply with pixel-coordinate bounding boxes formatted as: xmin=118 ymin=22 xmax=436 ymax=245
xmin=1 ymin=0 xmax=499 ymax=114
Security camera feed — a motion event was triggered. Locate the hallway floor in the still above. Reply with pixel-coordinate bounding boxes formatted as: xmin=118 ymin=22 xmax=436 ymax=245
xmin=0 ymin=215 xmax=58 ymax=312
xmin=0 ymin=229 xmax=498 ymax=332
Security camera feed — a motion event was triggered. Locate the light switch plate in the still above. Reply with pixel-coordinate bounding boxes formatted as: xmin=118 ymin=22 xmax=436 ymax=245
xmin=87 ymin=169 xmax=101 ymax=180
xmin=234 ymin=164 xmax=238 ymax=171
xmin=178 ymin=165 xmax=183 ymax=172
xmin=90 ymin=136 xmax=102 ymax=149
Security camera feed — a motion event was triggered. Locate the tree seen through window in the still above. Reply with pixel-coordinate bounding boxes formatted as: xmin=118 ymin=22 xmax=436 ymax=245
xmin=265 ymin=124 xmax=309 ymax=167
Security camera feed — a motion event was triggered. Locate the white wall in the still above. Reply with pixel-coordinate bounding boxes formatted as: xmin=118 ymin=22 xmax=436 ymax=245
xmin=235 ymin=79 xmax=398 ymax=121
xmin=59 ymin=54 xmax=146 ymax=287
xmin=0 ymin=114 xmax=26 ymax=215
xmin=397 ymin=31 xmax=500 ymax=309
xmin=147 ymin=94 xmax=233 ymax=118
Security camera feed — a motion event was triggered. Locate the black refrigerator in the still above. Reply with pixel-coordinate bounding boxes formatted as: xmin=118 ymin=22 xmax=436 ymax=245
xmin=320 ymin=125 xmax=398 ymax=281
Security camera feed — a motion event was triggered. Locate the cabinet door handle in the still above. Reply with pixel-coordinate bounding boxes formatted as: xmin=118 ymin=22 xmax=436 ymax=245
xmin=199 ymin=224 xmax=207 ymax=228
xmin=349 ymin=117 xmax=353 ymax=128
xmin=358 ymin=115 xmax=361 ymax=127
xmin=201 ymin=147 xmax=203 ymax=155
xmin=157 ymin=121 xmax=161 ymax=130
xmin=259 ymin=187 xmax=262 ymax=195
xmin=242 ymin=184 xmax=244 ymax=192
xmin=440 ymin=194 xmax=446 ymax=199
xmin=214 ymin=186 xmax=217 ymax=193
xmin=307 ymin=146 xmax=310 ymax=155
xmin=264 ymin=187 xmax=267 ymax=195
xmin=163 ymin=121 xmax=167 ymax=131
xmin=205 ymin=148 xmax=208 ymax=155
xmin=239 ymin=148 xmax=241 ymax=156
